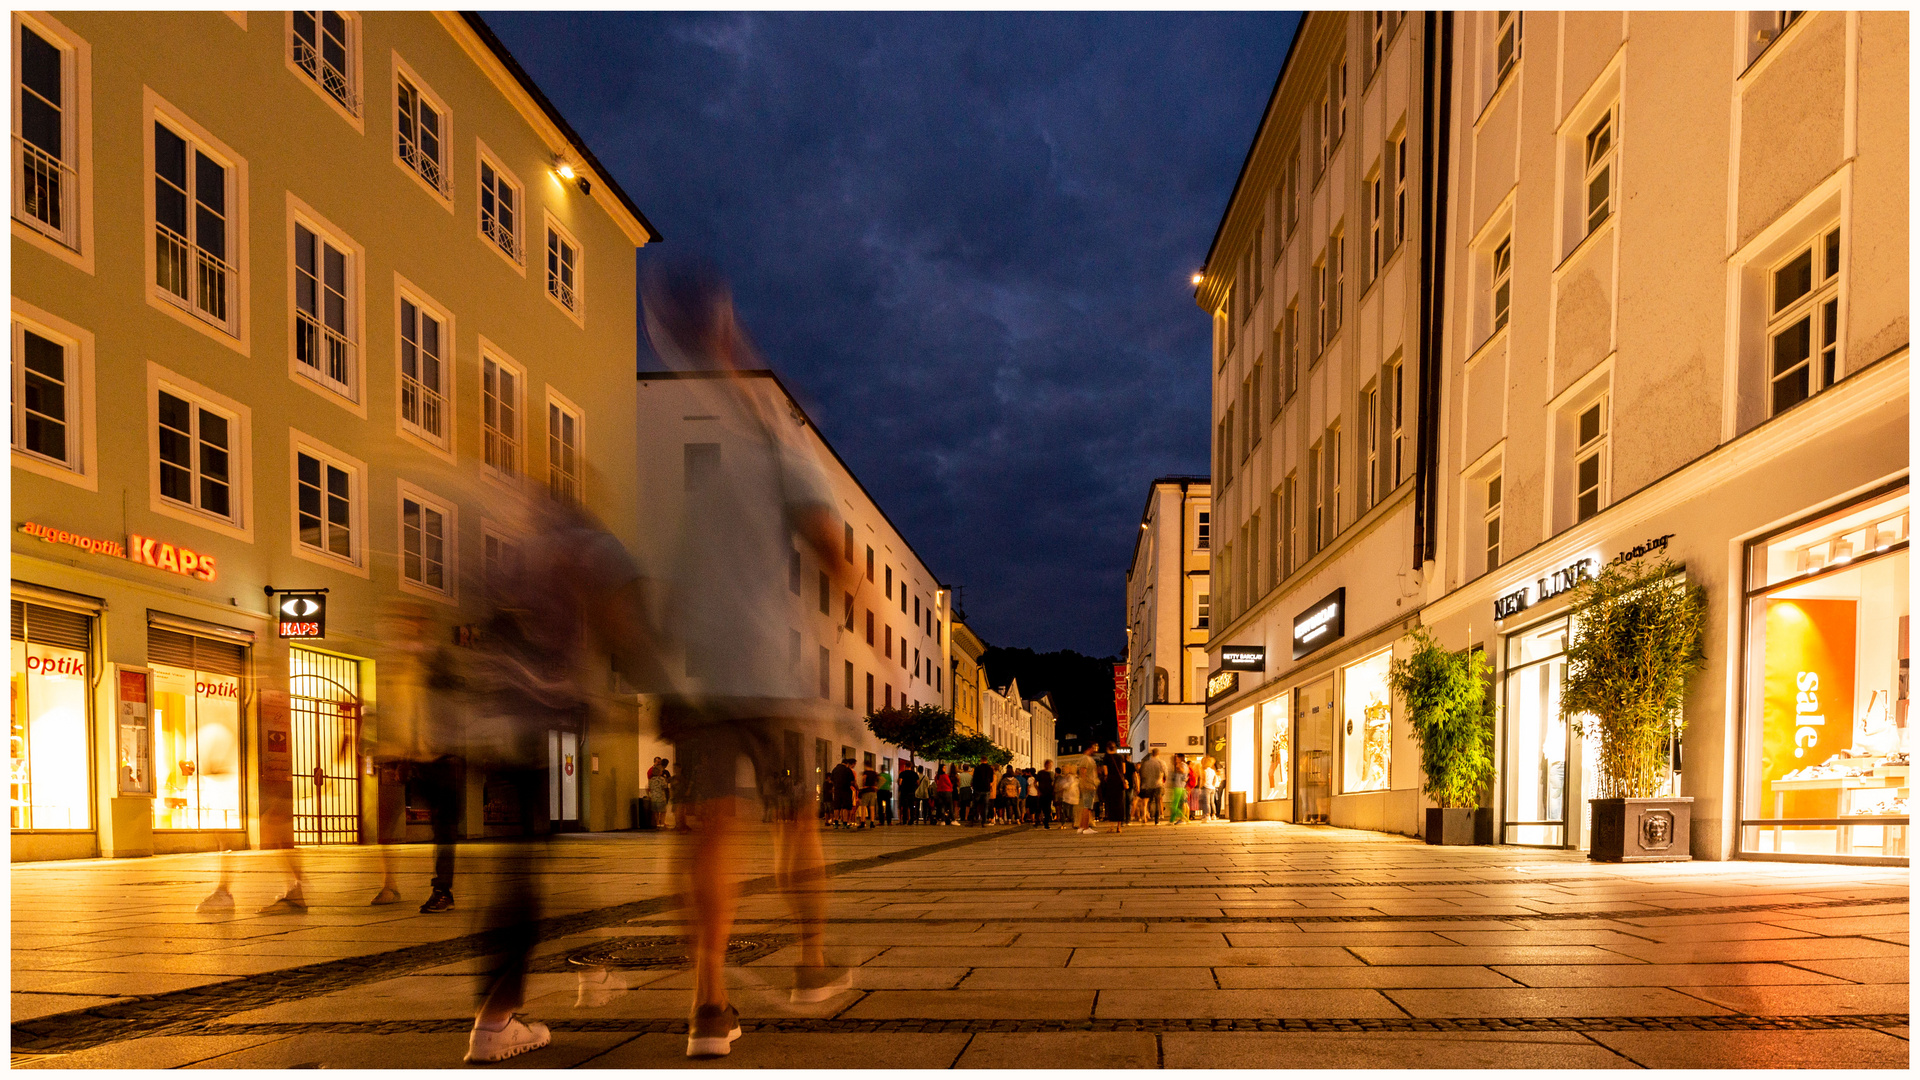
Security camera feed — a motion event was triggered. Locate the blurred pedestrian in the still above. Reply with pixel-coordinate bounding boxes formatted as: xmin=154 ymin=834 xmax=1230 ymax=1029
xmin=1033 ymin=761 xmax=1055 ymax=829
xmin=1138 ymin=747 xmax=1166 ymax=825
xmin=878 ymin=766 xmax=893 ymax=825
xmin=829 ymin=756 xmax=857 ymax=828
xmin=934 ymin=765 xmax=956 ymax=824
xmin=858 ymin=760 xmax=879 ymax=828
xmin=970 ymin=759 xmax=994 ymax=825
xmin=1098 ymin=743 xmax=1127 ymax=833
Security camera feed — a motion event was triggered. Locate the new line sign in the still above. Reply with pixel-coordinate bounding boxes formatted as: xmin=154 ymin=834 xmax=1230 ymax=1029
xmin=1292 ymin=588 xmax=1346 ymax=660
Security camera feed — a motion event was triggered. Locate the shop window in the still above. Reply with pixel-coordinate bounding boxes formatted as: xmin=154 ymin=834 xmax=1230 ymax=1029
xmin=148 ymin=627 xmax=244 ymax=831
xmin=1742 ymin=485 xmax=1909 ymax=859
xmin=1258 ymin=695 xmax=1290 ymax=802
xmin=1502 ymin=617 xmax=1601 ymax=847
xmin=9 ymin=600 xmax=92 ymax=830
xmin=1341 ymin=649 xmax=1392 ymax=793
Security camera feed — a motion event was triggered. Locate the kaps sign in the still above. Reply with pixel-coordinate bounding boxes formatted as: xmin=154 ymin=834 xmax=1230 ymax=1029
xmin=275 ymin=593 xmax=328 ymax=639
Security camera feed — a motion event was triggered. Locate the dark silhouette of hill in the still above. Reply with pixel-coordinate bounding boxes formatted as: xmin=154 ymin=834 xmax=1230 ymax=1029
xmin=979 ymin=645 xmax=1120 ymax=750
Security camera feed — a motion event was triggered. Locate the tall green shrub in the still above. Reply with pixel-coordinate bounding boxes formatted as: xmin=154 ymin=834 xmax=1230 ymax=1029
xmin=864 ymin=703 xmax=956 ymax=759
xmin=1388 ymin=628 xmax=1495 ymax=809
xmin=1559 ymin=556 xmax=1708 ymax=799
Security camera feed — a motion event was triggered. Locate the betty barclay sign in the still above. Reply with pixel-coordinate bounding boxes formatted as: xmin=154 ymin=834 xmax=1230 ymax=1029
xmin=1220 ymin=646 xmax=1267 ymax=672
xmin=19 ymin=522 xmax=219 ymax=581
xmin=1491 ymin=533 xmax=1677 ymax=621
xmin=1292 ymin=588 xmax=1346 ymax=660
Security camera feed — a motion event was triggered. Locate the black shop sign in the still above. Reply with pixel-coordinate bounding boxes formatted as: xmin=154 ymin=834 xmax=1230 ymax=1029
xmin=1292 ymin=588 xmax=1346 ymax=660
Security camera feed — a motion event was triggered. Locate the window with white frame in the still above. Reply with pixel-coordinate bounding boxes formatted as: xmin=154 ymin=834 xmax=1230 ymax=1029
xmin=1325 ymin=421 xmax=1342 ymax=542
xmin=1223 ymin=289 xmax=1236 ymax=355
xmin=478 ymin=152 xmax=522 ymax=263
xmin=483 ymin=526 xmax=523 ymax=588
xmin=1196 ymin=510 xmax=1211 ymax=550
xmin=1393 ymin=136 xmax=1409 ymax=253
xmin=1318 ymin=91 xmax=1332 ymax=173
xmin=398 ymin=296 xmax=446 ymax=443
xmin=1368 ymin=167 xmax=1384 ymax=282
xmin=1328 ymin=229 xmax=1345 ymax=340
xmin=292 ymin=221 xmax=355 ymax=398
xmin=1283 ymin=470 xmax=1298 ymax=576
xmin=1266 ymin=488 xmax=1280 ymax=587
xmin=157 ymin=387 xmax=234 ymax=522
xmin=1767 ymin=223 xmax=1841 ymax=415
xmin=1360 ymin=384 xmax=1379 ymax=511
xmin=1492 ymin=234 xmax=1512 ymax=333
xmin=400 ymin=489 xmax=450 ymax=595
xmin=1283 ymin=154 xmax=1300 ymax=237
xmin=1333 ymin=58 xmax=1347 ymax=145
xmin=11 ymin=319 xmax=80 ymax=471
xmin=295 ymin=448 xmax=355 ymax=562
xmin=1196 ymin=592 xmax=1210 ymax=631
xmin=1583 ymin=110 xmax=1614 ymax=237
xmin=482 ymin=353 xmax=521 ymax=477
xmin=1307 ymin=439 xmax=1324 ymax=554
xmin=1747 ymin=11 xmax=1805 ymax=65
xmin=394 ymin=71 xmax=447 ymax=195
xmin=290 ymin=11 xmax=357 ymax=116
xmin=1239 ymin=376 xmax=1253 ymax=462
xmin=1385 ymin=355 xmax=1405 ymax=487
xmin=1370 ymin=11 xmax=1387 ymax=76
xmin=547 ymin=395 xmax=581 ymax=503
xmin=1248 ymin=224 xmax=1264 ymax=304
xmin=1574 ymin=397 xmax=1608 ymax=523
xmin=13 ymin=17 xmax=76 ymax=247
xmin=1494 ymin=12 xmax=1522 ymax=87
xmin=546 ymin=222 xmax=579 ymax=313
xmin=1313 ymin=254 xmax=1329 ymax=354
xmin=1284 ymin=302 xmax=1299 ymax=399
xmin=152 ymin=119 xmax=233 ymax=331
xmin=1484 ymin=473 xmax=1503 ymax=573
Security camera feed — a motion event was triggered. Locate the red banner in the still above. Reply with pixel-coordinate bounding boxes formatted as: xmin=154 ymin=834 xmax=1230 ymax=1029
xmin=1113 ymin=663 xmax=1129 ymax=749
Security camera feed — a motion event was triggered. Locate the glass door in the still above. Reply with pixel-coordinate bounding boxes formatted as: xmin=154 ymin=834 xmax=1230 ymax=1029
xmin=1295 ymin=677 xmax=1333 ymax=823
xmin=1504 ymin=619 xmax=1572 ymax=847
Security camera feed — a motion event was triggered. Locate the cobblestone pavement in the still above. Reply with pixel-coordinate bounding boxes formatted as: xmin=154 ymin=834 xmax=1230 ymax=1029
xmin=10 ymin=822 xmax=1910 ymax=1069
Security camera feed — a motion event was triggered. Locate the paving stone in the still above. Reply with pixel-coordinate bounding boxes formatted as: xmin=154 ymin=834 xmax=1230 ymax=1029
xmin=1096 ymin=988 xmax=1401 ymax=1019
xmin=1431 ymin=930 xmax=1658 ymax=947
xmin=11 ymin=993 xmax=131 ymax=1022
xmin=1492 ymin=962 xmax=1850 ymax=988
xmin=584 ymin=1030 xmax=969 ymax=1068
xmin=1070 ymin=947 xmax=1360 ymax=968
xmin=958 ymin=1030 xmax=1159 ymax=1068
xmin=863 ymin=946 xmax=1071 ymax=968
xmin=1012 ymin=932 xmax=1229 ymax=948
xmin=1384 ymin=986 xmax=1737 ymax=1019
xmin=959 ymin=966 xmax=1216 ymax=990
xmin=1625 ymin=923 xmax=1821 ymax=943
xmin=1587 ymin=1029 xmax=1912 ymax=1069
xmin=1677 ymin=983 xmax=1913 ymax=1016
xmin=1765 ymin=914 xmax=1916 ymax=937
xmin=839 ymin=989 xmax=1097 ymax=1020
xmin=186 ymin=1031 xmax=631 ymax=1069
xmin=17 ymin=972 xmax=237 ymax=997
xmin=12 ymin=1034 xmax=291 ymax=1069
xmin=1348 ymin=945 xmax=1649 ymax=966
xmin=1783 ymin=956 xmax=1914 ymax=984
xmin=1599 ymin=937 xmax=1910 ymax=965
xmin=1225 ymin=930 xmax=1455 ymax=947
xmin=1161 ymin=1030 xmax=1636 ymax=1069
xmin=1211 ymin=966 xmax=1524 ymax=989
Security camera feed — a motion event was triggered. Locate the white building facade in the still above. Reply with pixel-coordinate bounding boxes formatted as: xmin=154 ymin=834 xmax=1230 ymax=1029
xmin=1125 ymin=477 xmax=1212 ymax=761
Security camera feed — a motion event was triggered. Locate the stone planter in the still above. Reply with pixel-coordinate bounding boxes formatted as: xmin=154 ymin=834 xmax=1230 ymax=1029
xmin=1589 ymin=797 xmax=1692 ymax=862
xmin=1425 ymin=807 xmax=1479 ymax=846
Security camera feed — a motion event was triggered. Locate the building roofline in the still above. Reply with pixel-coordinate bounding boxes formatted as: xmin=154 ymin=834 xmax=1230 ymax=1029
xmin=1194 ymin=13 xmax=1310 ymax=310
xmin=638 ymin=368 xmax=946 ymax=588
xmin=1129 ymin=475 xmax=1211 ymax=573
xmin=456 ymin=12 xmax=661 ymax=246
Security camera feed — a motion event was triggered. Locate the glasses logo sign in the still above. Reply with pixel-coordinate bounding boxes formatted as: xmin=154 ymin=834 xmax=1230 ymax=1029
xmin=276 ymin=593 xmax=328 ymax=639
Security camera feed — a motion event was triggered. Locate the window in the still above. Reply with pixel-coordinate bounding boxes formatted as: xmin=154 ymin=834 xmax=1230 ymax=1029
xmin=1284 ymin=155 xmax=1300 ymax=237
xmin=1392 ymin=136 xmax=1408 ymax=252
xmin=786 ymin=548 xmax=802 ymax=595
xmin=1368 ymin=169 xmax=1384 ymax=281
xmin=481 ymin=352 xmax=522 ymax=478
xmin=547 ymin=394 xmax=582 ymax=504
xmin=1239 ymin=377 xmax=1253 ymax=462
xmin=1748 ymin=11 xmax=1806 ymax=64
xmin=1247 ymin=515 xmax=1261 ymax=599
xmin=1494 ymin=11 xmax=1521 ymax=87
xmin=1492 ymin=234 xmax=1513 ymax=334
xmin=1196 ymin=510 xmax=1211 ymax=550
xmin=1313 ymin=255 xmax=1329 ymax=354
xmin=1318 ymin=92 xmax=1331 ymax=172
xmin=291 ymin=12 xmax=358 ymax=116
xmin=1223 ymin=289 xmax=1236 ymax=355
xmin=843 ymin=592 xmax=853 ymax=631
xmin=844 ymin=660 xmax=855 ymax=709
xmin=885 ymin=565 xmax=893 ymax=600
xmin=1334 ymin=58 xmax=1348 ymax=146
xmin=1371 ymin=11 xmax=1387 ymax=75
xmin=866 ymin=546 xmax=875 ymax=582
xmin=478 ymin=148 xmax=522 ymax=264
xmin=157 ymin=388 xmax=234 ymax=522
xmin=292 ymin=220 xmax=355 ymax=398
xmin=1307 ymin=440 xmax=1324 ymax=555
xmin=1284 ymin=303 xmax=1300 ymax=399
xmin=483 ymin=527 xmax=523 ymax=588
xmin=1583 ymin=111 xmax=1614 ymax=237
xmin=13 ymin=17 xmax=77 ymax=248
xmin=1196 ymin=593 xmax=1210 ymax=631
xmin=1767 ymin=225 xmax=1842 ymax=415
xmin=818 ymin=570 xmax=830 ymax=614
xmin=1248 ymin=224 xmax=1264 ymax=303
xmin=1328 ymin=230 xmax=1345 ymax=340
xmin=844 ymin=522 xmax=855 ymax=563
xmin=819 ymin=646 xmax=831 ymax=701
xmin=1282 ymin=471 xmax=1298 ymax=576
xmin=153 ymin=119 xmax=232 ymax=330
xmin=1250 ymin=358 xmax=1265 ymax=443
xmin=12 ymin=322 xmax=75 ymax=470
xmin=866 ymin=672 xmax=874 ymax=715
xmin=400 ymin=490 xmax=450 ymax=596
xmin=1360 ymin=385 xmax=1379 ymax=511
xmin=1574 ymin=397 xmax=1608 ymax=523
xmin=1267 ymin=488 xmax=1280 ymax=587
xmin=865 ymin=610 xmax=875 ymax=646
xmin=394 ymin=70 xmax=447 ymax=196
xmin=1484 ymin=474 xmax=1503 ymax=573
xmin=1385 ymin=356 xmax=1406 ymax=487
xmin=295 ymin=449 xmax=354 ymax=562
xmin=398 ymin=295 xmax=446 ymax=444
xmin=1326 ymin=422 xmax=1343 ymax=543
xmin=546 ymin=221 xmax=580 ymax=314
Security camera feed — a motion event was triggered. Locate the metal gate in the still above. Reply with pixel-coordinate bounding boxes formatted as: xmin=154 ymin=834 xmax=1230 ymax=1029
xmin=289 ymin=647 xmax=360 ymax=844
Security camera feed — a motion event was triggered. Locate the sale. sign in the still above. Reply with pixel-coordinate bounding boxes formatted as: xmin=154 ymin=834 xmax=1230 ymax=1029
xmin=1113 ymin=662 xmax=1129 ymax=749
xmin=1761 ymin=597 xmax=1857 ymax=818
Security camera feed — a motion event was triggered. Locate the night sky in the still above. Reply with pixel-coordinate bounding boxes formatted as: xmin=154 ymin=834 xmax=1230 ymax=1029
xmin=487 ymin=12 xmax=1300 ymax=657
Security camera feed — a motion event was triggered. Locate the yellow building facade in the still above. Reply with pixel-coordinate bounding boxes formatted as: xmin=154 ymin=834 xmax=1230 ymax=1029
xmin=10 ymin=11 xmax=653 ymax=860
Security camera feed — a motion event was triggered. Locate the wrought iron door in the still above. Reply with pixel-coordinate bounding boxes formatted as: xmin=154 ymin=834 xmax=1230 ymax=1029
xmin=289 ymin=647 xmax=360 ymax=844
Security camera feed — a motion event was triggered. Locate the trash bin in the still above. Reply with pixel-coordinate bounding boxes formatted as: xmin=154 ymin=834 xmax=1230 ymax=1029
xmin=632 ymin=797 xmax=656 ymax=831
xmin=1228 ymin=791 xmax=1248 ymax=822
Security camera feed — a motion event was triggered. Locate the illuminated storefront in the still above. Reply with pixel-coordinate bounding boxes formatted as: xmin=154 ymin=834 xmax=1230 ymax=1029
xmin=147 ymin=626 xmax=246 ymax=832
xmin=1341 ymin=650 xmax=1392 ymax=795
xmin=9 ymin=601 xmax=94 ymax=833
xmin=1499 ymin=618 xmax=1604 ymax=848
xmin=1740 ymin=484 xmax=1908 ymax=860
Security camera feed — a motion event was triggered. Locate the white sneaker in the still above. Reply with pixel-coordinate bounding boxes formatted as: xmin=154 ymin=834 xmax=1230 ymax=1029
xmin=686 ymin=1004 xmax=742 ymax=1058
xmin=575 ymin=966 xmax=626 ymax=1007
xmin=464 ymin=1015 xmax=550 ymax=1063
xmin=790 ymin=964 xmax=853 ymax=1004
xmin=195 ymin=887 xmax=234 ymax=913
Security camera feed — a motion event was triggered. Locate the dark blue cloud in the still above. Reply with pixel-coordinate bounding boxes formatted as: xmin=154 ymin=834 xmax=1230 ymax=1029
xmin=486 ymin=11 xmax=1297 ymax=655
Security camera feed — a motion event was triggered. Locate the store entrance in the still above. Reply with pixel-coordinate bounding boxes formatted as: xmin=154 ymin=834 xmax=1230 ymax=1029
xmin=1295 ymin=677 xmax=1333 ymax=824
xmin=1502 ymin=618 xmax=1598 ymax=849
xmin=289 ymin=647 xmax=361 ymax=845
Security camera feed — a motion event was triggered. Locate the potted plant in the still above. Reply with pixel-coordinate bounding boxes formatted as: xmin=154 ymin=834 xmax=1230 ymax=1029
xmin=1389 ymin=628 xmax=1495 ymax=845
xmin=1560 ymin=556 xmax=1707 ymax=862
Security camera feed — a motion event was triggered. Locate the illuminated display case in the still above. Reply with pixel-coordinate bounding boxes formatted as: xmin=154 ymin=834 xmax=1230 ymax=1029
xmin=1741 ymin=484 xmax=1909 ymax=860
xmin=9 ymin=602 xmax=94 ymax=832
xmin=1341 ymin=650 xmax=1392 ymax=793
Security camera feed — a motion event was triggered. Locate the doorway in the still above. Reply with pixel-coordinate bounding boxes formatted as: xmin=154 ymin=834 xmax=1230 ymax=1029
xmin=1502 ymin=617 xmax=1598 ymax=848
xmin=1295 ymin=676 xmax=1334 ymax=824
xmin=288 ymin=647 xmax=361 ymax=845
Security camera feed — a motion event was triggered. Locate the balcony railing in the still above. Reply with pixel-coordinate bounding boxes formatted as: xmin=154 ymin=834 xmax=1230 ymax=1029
xmin=548 ymin=271 xmax=577 ymax=312
xmin=398 ymin=136 xmax=450 ymax=197
xmin=293 ymin=38 xmax=360 ymax=116
xmin=14 ymin=135 xmax=75 ymax=248
xmin=482 ymin=212 xmax=521 ymax=263
xmin=484 ymin=427 xmax=518 ymax=477
xmin=295 ymin=310 xmax=354 ymax=395
xmin=156 ymin=222 xmax=231 ymax=328
xmin=401 ymin=373 xmax=445 ymax=441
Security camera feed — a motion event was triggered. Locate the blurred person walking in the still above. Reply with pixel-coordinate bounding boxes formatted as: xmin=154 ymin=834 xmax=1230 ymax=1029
xmin=878 ymin=766 xmax=893 ymax=825
xmin=934 ymin=765 xmax=956 ymax=824
xmin=1137 ymin=748 xmax=1166 ymax=826
xmin=1033 ymin=761 xmax=1055 ymax=829
xmin=644 ymin=263 xmax=857 ymax=1058
xmin=898 ymin=764 xmax=921 ymax=824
